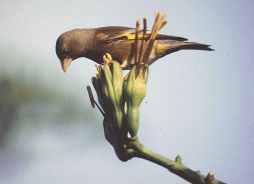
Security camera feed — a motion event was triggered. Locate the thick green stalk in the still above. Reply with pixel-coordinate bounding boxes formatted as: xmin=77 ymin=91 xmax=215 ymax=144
xmin=130 ymin=138 xmax=225 ymax=184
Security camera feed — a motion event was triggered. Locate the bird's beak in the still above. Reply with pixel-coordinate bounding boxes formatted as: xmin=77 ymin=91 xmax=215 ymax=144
xmin=61 ymin=58 xmax=72 ymax=72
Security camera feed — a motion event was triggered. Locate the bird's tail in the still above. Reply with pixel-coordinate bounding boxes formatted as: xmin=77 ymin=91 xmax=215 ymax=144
xmin=148 ymin=40 xmax=214 ymax=66
xmin=179 ymin=42 xmax=214 ymax=51
xmin=155 ymin=40 xmax=214 ymax=58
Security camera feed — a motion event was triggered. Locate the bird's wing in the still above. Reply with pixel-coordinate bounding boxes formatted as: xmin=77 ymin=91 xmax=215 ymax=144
xmin=155 ymin=34 xmax=188 ymax=41
xmin=95 ymin=26 xmax=188 ymax=43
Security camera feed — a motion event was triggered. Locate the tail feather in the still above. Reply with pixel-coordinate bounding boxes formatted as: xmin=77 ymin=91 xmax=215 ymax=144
xmin=154 ymin=41 xmax=214 ymax=62
xmin=181 ymin=42 xmax=214 ymax=51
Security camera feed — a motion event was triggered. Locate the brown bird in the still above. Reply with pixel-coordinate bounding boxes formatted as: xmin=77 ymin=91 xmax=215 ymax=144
xmin=56 ymin=26 xmax=214 ymax=72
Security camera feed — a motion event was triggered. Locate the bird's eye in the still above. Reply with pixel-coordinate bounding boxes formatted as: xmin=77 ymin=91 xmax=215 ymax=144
xmin=62 ymin=48 xmax=68 ymax=54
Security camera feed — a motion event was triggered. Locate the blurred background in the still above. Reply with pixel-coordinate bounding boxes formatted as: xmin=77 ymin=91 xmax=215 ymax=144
xmin=0 ymin=1 xmax=253 ymax=183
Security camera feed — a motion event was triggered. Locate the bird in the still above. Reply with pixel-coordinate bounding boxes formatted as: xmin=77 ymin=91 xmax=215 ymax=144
xmin=56 ymin=26 xmax=214 ymax=72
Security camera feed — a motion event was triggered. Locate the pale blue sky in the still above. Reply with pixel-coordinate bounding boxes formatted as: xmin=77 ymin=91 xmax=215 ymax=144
xmin=0 ymin=1 xmax=253 ymax=183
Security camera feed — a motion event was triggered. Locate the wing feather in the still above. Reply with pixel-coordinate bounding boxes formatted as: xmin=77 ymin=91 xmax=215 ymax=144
xmin=95 ymin=26 xmax=188 ymax=43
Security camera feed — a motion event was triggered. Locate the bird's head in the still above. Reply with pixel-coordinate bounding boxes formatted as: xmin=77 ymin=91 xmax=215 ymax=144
xmin=56 ymin=29 xmax=86 ymax=72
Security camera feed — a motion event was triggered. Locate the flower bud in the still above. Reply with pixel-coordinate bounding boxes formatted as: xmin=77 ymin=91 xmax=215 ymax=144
xmin=124 ymin=66 xmax=148 ymax=137
xmin=92 ymin=60 xmax=124 ymax=131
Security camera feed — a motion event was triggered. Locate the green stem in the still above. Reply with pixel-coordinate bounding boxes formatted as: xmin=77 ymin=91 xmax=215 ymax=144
xmin=135 ymin=145 xmax=174 ymax=168
xmin=131 ymin=138 xmax=225 ymax=184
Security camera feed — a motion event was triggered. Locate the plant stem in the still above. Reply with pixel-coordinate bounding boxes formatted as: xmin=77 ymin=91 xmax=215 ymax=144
xmin=131 ymin=138 xmax=225 ymax=184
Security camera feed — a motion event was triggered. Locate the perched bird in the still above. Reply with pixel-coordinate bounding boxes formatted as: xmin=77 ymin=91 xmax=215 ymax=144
xmin=56 ymin=26 xmax=214 ymax=72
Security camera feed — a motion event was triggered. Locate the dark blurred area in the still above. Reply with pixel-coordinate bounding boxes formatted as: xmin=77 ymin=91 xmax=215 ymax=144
xmin=0 ymin=76 xmax=18 ymax=147
xmin=0 ymin=43 xmax=103 ymax=147
xmin=0 ymin=44 xmax=105 ymax=181
xmin=0 ymin=73 xmax=94 ymax=147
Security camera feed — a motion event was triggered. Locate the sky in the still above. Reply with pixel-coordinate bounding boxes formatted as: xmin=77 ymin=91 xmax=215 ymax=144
xmin=0 ymin=0 xmax=253 ymax=183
